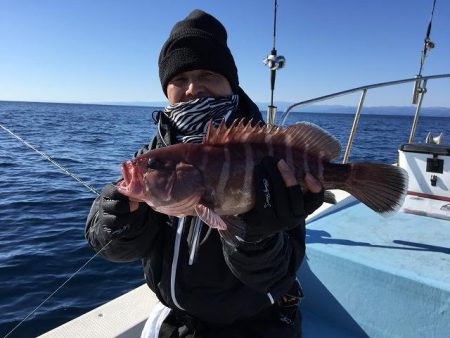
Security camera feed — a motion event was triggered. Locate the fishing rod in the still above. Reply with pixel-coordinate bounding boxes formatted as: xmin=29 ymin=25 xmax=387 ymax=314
xmin=263 ymin=0 xmax=286 ymax=125
xmin=412 ymin=0 xmax=437 ymax=104
xmin=0 ymin=122 xmax=113 ymax=338
xmin=409 ymin=0 xmax=438 ymax=143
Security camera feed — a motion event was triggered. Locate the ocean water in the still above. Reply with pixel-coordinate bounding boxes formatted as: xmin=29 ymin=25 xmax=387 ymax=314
xmin=1 ymin=101 xmax=449 ymax=337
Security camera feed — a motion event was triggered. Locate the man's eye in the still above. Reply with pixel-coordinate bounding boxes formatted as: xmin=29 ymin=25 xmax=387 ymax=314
xmin=147 ymin=158 xmax=162 ymax=170
xmin=170 ymin=77 xmax=187 ymax=84
xmin=202 ymin=72 xmax=218 ymax=79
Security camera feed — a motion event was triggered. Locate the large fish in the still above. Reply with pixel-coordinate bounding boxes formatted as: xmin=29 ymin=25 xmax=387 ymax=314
xmin=117 ymin=119 xmax=408 ymax=233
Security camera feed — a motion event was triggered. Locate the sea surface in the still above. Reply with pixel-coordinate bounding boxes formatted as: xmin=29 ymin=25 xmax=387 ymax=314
xmin=1 ymin=101 xmax=449 ymax=337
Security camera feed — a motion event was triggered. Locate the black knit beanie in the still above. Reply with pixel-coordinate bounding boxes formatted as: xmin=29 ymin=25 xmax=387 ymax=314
xmin=158 ymin=9 xmax=239 ymax=96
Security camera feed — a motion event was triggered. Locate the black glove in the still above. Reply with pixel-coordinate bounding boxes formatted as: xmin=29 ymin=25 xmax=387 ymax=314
xmin=304 ymin=189 xmax=325 ymax=215
xmin=98 ymin=183 xmax=140 ymax=238
xmin=240 ymin=157 xmax=324 ymax=242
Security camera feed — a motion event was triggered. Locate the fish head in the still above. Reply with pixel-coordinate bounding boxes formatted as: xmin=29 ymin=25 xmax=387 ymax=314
xmin=117 ymin=147 xmax=205 ymax=215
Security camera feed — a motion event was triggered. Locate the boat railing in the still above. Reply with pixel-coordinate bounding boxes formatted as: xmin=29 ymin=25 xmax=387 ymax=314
xmin=280 ymin=73 xmax=450 ymax=163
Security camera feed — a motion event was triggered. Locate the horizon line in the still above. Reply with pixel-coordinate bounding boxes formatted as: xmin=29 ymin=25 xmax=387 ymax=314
xmin=2 ymin=99 xmax=450 ymax=110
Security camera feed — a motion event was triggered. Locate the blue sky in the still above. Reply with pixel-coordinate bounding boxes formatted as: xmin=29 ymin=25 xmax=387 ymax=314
xmin=1 ymin=0 xmax=450 ymax=107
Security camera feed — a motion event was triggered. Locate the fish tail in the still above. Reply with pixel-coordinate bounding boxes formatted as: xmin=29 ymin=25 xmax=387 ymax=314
xmin=324 ymin=163 xmax=408 ymax=215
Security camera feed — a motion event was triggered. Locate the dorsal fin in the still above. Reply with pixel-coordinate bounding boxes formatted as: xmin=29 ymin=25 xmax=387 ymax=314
xmin=204 ymin=119 xmax=341 ymax=161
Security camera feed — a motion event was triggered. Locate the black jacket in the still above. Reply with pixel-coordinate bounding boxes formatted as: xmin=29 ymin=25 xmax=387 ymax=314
xmin=85 ymin=88 xmax=306 ymax=325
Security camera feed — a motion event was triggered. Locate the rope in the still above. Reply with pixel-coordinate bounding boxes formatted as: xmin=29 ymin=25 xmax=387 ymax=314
xmin=0 ymin=122 xmax=100 ymax=196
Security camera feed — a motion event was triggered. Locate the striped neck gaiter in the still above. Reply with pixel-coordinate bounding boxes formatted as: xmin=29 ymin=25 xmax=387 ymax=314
xmin=163 ymin=95 xmax=239 ymax=144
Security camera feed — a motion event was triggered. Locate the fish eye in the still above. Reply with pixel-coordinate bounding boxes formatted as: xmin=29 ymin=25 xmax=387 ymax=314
xmin=147 ymin=158 xmax=162 ymax=170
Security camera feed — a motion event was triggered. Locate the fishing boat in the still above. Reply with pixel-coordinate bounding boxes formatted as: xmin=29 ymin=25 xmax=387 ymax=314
xmin=12 ymin=2 xmax=447 ymax=338
xmin=36 ymin=71 xmax=450 ymax=337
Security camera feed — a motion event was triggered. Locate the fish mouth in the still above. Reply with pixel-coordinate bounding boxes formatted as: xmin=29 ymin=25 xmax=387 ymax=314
xmin=117 ymin=161 xmax=144 ymax=200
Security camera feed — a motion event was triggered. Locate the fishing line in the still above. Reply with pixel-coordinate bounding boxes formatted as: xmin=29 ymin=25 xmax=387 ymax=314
xmin=3 ymin=240 xmax=112 ymax=338
xmin=0 ymin=122 xmax=114 ymax=336
xmin=0 ymin=122 xmax=100 ymax=196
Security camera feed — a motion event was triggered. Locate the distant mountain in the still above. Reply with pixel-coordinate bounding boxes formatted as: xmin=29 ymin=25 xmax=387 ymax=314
xmin=3 ymin=100 xmax=449 ymax=116
xmin=95 ymin=101 xmax=166 ymax=108
xmin=256 ymin=102 xmax=450 ymax=117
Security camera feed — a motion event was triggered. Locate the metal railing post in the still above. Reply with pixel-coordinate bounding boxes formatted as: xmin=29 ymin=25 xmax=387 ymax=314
xmin=342 ymin=89 xmax=367 ymax=163
xmin=267 ymin=105 xmax=277 ymax=126
xmin=408 ymin=79 xmax=428 ymax=143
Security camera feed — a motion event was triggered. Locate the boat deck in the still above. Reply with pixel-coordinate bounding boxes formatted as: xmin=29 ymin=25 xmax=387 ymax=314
xmin=39 ymin=284 xmax=158 ymax=338
xmin=41 ymin=194 xmax=450 ymax=338
xmin=300 ymin=199 xmax=450 ymax=337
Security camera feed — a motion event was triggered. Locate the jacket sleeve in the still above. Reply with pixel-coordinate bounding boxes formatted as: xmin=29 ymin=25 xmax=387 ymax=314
xmin=85 ymin=137 xmax=168 ymax=262
xmin=85 ymin=196 xmax=168 ymax=263
xmin=221 ymin=221 xmax=305 ymax=300
xmin=85 ymin=197 xmax=167 ymax=262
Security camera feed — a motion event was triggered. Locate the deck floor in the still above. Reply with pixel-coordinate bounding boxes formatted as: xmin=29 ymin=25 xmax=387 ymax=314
xmin=306 ymin=202 xmax=450 ymax=288
xmin=301 ymin=201 xmax=450 ymax=337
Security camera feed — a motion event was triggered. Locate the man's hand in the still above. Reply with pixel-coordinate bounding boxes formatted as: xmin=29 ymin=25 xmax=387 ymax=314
xmin=239 ymin=157 xmax=324 ymax=243
xmin=98 ymin=183 xmax=141 ymax=237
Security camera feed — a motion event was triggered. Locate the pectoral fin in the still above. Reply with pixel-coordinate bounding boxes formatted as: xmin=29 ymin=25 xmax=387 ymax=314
xmin=194 ymin=205 xmax=248 ymax=245
xmin=218 ymin=216 xmax=247 ymax=246
xmin=194 ymin=204 xmax=227 ymax=230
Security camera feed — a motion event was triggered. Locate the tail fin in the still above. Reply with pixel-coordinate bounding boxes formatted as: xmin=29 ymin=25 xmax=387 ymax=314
xmin=325 ymin=163 xmax=408 ymax=215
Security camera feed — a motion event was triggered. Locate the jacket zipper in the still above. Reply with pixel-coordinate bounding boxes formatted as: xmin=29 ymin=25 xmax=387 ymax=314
xmin=170 ymin=217 xmax=185 ymax=311
xmin=188 ymin=217 xmax=203 ymax=265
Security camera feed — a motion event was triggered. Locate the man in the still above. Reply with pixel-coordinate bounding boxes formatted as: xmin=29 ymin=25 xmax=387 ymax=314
xmin=86 ymin=9 xmax=323 ymax=338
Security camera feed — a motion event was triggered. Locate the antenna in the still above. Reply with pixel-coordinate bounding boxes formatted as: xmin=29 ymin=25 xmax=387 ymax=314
xmin=263 ymin=0 xmax=285 ymax=125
